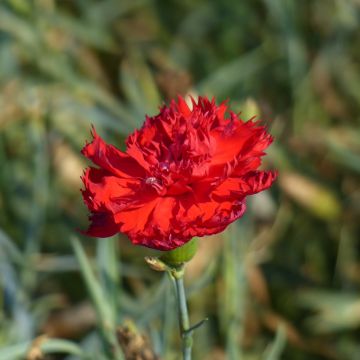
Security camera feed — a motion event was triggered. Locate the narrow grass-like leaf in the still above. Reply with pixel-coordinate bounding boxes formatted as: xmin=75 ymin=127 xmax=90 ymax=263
xmin=196 ymin=47 xmax=267 ymax=96
xmin=96 ymin=237 xmax=121 ymax=321
xmin=0 ymin=229 xmax=23 ymax=264
xmin=71 ymin=237 xmax=124 ymax=360
xmin=72 ymin=237 xmax=114 ymax=327
xmin=264 ymin=325 xmax=287 ymax=360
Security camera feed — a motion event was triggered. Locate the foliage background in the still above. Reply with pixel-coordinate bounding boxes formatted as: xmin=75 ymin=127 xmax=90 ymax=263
xmin=0 ymin=0 xmax=359 ymax=359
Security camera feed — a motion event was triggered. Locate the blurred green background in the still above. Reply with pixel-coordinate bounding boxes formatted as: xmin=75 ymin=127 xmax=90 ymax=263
xmin=0 ymin=0 xmax=360 ymax=359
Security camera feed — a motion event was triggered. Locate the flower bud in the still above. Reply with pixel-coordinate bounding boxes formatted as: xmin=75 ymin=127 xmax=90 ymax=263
xmin=144 ymin=257 xmax=168 ymax=272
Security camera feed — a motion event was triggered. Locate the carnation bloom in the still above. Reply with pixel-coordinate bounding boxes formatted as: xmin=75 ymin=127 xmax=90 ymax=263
xmin=81 ymin=96 xmax=277 ymax=250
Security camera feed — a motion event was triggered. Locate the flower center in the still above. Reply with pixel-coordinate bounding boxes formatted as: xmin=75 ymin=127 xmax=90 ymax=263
xmin=145 ymin=176 xmax=159 ymax=185
xmin=144 ymin=176 xmax=165 ymax=195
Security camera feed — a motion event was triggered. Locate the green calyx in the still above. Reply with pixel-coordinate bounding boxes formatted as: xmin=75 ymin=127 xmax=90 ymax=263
xmin=160 ymin=238 xmax=198 ymax=266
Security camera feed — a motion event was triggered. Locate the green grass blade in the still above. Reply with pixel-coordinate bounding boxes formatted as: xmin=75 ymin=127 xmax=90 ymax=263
xmin=72 ymin=237 xmax=114 ymax=327
xmin=96 ymin=237 xmax=121 ymax=321
xmin=71 ymin=237 xmax=124 ymax=360
xmin=264 ymin=325 xmax=287 ymax=360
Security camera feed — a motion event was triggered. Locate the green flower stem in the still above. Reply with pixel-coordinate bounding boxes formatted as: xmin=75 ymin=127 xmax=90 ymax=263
xmin=169 ymin=266 xmax=193 ymax=360
xmin=148 ymin=238 xmax=201 ymax=359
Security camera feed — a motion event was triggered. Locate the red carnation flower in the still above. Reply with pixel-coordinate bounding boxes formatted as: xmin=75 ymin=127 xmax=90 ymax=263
xmin=81 ymin=96 xmax=277 ymax=250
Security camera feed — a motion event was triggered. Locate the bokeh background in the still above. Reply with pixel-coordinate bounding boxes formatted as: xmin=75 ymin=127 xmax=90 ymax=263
xmin=1 ymin=0 xmax=360 ymax=359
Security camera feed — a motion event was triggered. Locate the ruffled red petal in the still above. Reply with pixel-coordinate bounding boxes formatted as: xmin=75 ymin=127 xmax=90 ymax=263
xmin=82 ymin=127 xmax=146 ymax=178
xmin=212 ymin=170 xmax=277 ymax=201
xmin=83 ymin=211 xmax=119 ymax=238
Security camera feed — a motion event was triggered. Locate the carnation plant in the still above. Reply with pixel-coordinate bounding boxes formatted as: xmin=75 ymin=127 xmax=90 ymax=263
xmin=81 ymin=96 xmax=276 ymax=359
